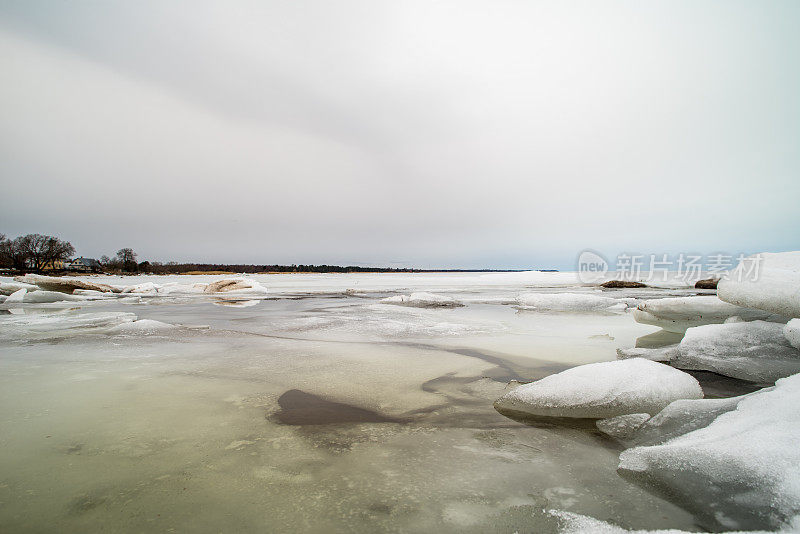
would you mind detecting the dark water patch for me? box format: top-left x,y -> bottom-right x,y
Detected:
272,389 -> 403,426
684,369 -> 763,398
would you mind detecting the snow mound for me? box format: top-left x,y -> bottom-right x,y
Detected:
516,292 -> 624,312
619,373 -> 800,531
493,358 -> 702,420
633,296 -> 776,333
718,252 -> 800,318
121,282 -> 161,294
784,319 -> 800,349
106,319 -> 178,335
620,321 -> 800,384
381,292 -> 464,308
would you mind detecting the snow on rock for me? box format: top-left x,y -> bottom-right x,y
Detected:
203,278 -> 268,295
632,296 -> 776,333
493,358 -> 702,420
516,292 -> 625,312
381,292 -> 464,308
106,319 -> 178,335
620,321 -> 800,384
596,413 -> 651,442
14,274 -> 120,294
784,319 -> 800,350
619,373 -> 800,531
718,251 -> 800,319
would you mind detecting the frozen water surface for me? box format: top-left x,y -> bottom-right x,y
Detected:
0,273 -> 717,532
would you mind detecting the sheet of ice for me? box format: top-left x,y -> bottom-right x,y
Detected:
517,292 -> 626,312
381,292 -> 464,308
0,311 -> 138,340
620,321 -> 800,384
14,273 -> 119,293
619,373 -> 800,531
549,509 -> 779,533
494,358 -> 702,419
784,319 -> 800,349
21,290 -> 83,303
718,252 -> 800,318
633,296 -> 777,333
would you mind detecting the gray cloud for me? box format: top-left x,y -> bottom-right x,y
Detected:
1,1 -> 798,268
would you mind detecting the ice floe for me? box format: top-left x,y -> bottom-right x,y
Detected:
494,358 -> 702,420
14,273 -> 120,293
106,319 -> 178,335
0,311 -> 138,340
619,373 -> 800,531
632,296 -> 777,333
619,321 -> 800,384
718,251 -> 800,318
203,278 -> 268,295
516,292 -> 627,312
380,292 -> 464,308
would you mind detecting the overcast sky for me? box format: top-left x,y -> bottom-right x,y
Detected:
1,1 -> 798,269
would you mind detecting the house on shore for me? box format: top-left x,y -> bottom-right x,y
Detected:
67,257 -> 102,272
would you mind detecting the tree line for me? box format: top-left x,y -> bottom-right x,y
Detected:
1,232 -> 525,274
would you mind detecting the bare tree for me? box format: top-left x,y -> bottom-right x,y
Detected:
17,234 -> 75,271
116,248 -> 138,272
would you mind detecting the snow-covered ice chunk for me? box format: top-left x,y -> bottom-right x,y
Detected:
633,296 -> 776,333
14,273 -> 119,293
0,281 -> 39,295
516,293 -> 625,312
21,290 -> 83,303
672,321 -> 800,383
121,282 -> 161,294
621,321 -> 800,384
784,319 -> 800,349
719,251 -> 800,318
5,288 -> 26,303
621,396 -> 744,448
596,413 -> 651,442
548,509 -> 784,533
203,278 -> 268,295
619,373 -> 800,531
381,292 -> 464,308
106,319 -> 178,335
0,311 -> 138,340
494,358 -> 702,420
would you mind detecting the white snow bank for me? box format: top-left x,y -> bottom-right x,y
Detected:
494,358 -> 702,420
516,292 -> 625,312
381,292 -> 464,308
620,321 -> 800,384
786,319 -> 800,349
633,296 -> 776,333
619,373 -> 800,531
718,252 -> 800,318
106,319 -> 178,335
